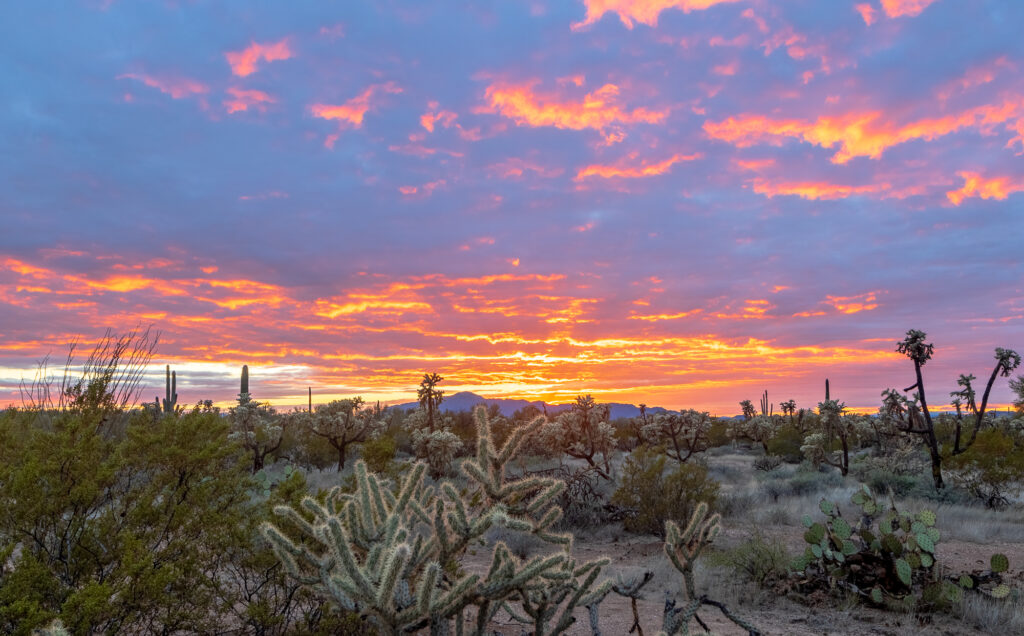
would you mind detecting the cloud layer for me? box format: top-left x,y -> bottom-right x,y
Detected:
1,0 -> 1022,413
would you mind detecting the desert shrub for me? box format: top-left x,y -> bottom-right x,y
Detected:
766,423 -> 805,462
753,454 -> 784,472
707,418 -> 732,447
359,434 -> 397,474
611,446 -> 719,536
945,428 -> 1024,509
715,532 -> 791,587
0,410 -> 249,633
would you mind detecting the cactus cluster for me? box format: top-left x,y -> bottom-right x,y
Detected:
792,485 -> 1012,607
262,406 -> 612,635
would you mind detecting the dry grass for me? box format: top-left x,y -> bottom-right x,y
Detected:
956,591 -> 1024,632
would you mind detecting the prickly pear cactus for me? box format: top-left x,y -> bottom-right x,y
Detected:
792,484 -> 1015,609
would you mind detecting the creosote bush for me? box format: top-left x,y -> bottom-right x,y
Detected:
611,446 -> 719,537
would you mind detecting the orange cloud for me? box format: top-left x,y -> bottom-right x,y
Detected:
825,292 -> 880,314
855,3 -> 876,25
117,73 -> 208,99
225,38 -> 292,77
751,179 -> 893,200
705,98 -> 1024,163
880,0 -> 939,18
310,82 -> 403,128
0,251 -> 912,412
946,171 -> 1024,205
571,0 -> 741,30
575,152 -> 701,180
224,87 -> 276,113
482,80 -> 667,142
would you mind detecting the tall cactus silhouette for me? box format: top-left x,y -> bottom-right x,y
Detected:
262,406 -> 611,634
240,364 -> 249,397
158,364 -> 178,414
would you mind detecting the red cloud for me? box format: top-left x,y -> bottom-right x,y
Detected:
946,171 -> 1024,205
482,80 -> 667,142
117,73 -> 208,99
575,152 -> 701,180
705,98 -> 1024,163
571,0 -> 741,30
225,38 -> 292,77
310,82 -> 403,128
224,87 -> 276,113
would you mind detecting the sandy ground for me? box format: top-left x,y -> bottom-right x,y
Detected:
460,528 -> 1024,635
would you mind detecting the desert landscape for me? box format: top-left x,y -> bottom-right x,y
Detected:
2,0 -> 1022,633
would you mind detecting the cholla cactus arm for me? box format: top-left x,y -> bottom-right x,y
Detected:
660,503 -> 759,636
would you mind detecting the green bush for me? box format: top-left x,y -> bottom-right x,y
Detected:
945,428 -> 1024,508
767,423 -> 805,463
611,446 -> 719,536
359,434 -> 397,474
715,532 -> 791,587
707,419 -> 732,447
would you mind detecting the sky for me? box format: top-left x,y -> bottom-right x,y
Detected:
1,0 -> 1023,414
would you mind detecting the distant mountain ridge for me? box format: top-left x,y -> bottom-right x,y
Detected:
390,391 -> 670,420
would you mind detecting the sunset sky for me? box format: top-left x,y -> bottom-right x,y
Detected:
2,0 -> 1023,414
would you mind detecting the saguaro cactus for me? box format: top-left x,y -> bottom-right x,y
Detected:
241,364 -> 249,397
158,364 -> 178,414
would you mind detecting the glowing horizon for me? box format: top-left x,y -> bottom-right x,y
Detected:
1,1 -> 1022,415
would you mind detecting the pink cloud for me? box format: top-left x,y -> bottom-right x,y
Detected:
117,73 -> 208,99
223,87 -> 276,113
855,3 -> 876,25
225,38 -> 293,77
311,82 -> 403,128
880,0 -> 939,18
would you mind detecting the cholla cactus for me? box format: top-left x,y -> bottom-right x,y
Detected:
801,401 -> 870,475
641,410 -> 711,463
229,392 -> 282,473
262,406 -> 611,635
729,414 -> 776,453
537,395 -> 616,480
411,427 -> 462,479
308,397 -> 384,471
658,503 -> 759,636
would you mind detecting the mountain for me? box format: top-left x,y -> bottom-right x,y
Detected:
390,391 -> 669,419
